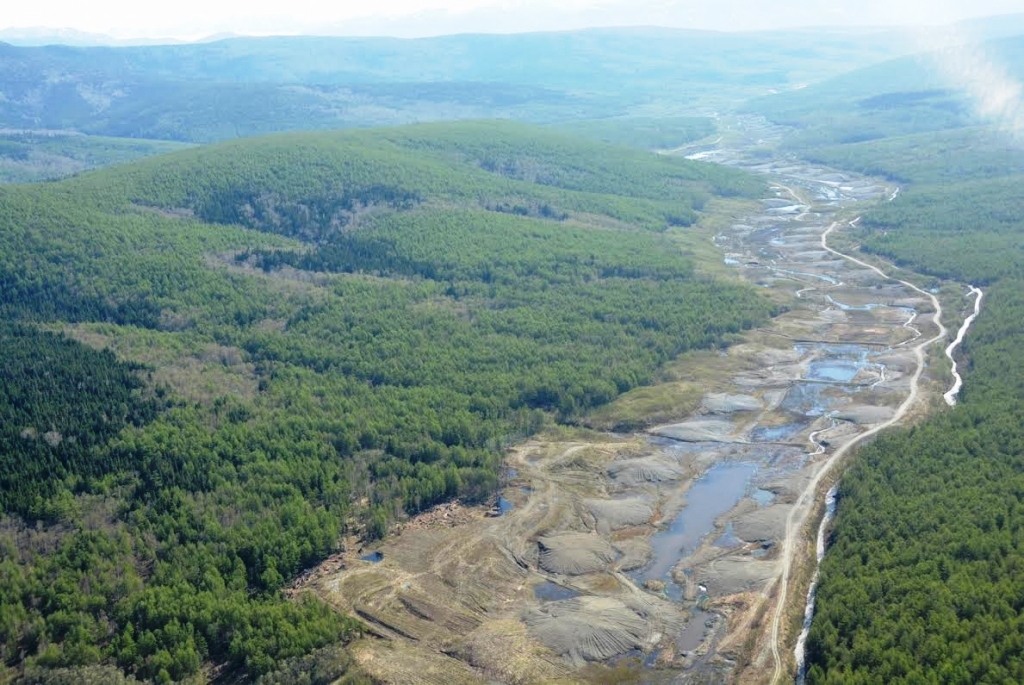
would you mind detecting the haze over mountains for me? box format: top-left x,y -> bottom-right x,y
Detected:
0,27 -> 912,145
4,0 -> 1024,41
0,17 -> 1022,156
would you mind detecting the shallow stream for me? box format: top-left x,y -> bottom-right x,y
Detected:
634,462 -> 758,598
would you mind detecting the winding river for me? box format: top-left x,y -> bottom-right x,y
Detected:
943,286 -> 984,406
794,485 -> 837,685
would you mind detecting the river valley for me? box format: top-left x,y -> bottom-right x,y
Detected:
301,117 -> 981,685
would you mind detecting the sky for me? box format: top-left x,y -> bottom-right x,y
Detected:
2,0 -> 1023,41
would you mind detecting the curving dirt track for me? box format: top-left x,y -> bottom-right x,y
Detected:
766,218 -> 950,685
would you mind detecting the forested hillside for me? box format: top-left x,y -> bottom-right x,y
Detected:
0,25 -> 916,186
745,35 -> 1024,148
0,133 -> 189,184
0,122 -> 775,682
799,127 -> 1024,284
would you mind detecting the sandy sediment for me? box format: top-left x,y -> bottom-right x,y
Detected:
538,533 -> 617,575
650,417 -> 736,442
700,557 -> 779,595
524,596 -> 649,664
350,637 -> 488,685
733,504 -> 790,542
703,393 -> 764,413
606,456 -> 684,485
834,405 -> 896,424
585,498 -> 654,533
449,619 -> 572,683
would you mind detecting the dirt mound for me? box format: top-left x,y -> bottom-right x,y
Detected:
524,596 -> 648,664
753,347 -> 804,366
651,418 -> 735,442
701,557 -> 778,595
399,500 -> 476,531
585,498 -> 654,533
733,504 -> 789,542
612,537 -> 652,571
538,533 -> 616,575
702,393 -> 763,413
451,619 -> 569,684
350,637 -> 486,685
607,457 -> 683,485
835,405 -> 895,424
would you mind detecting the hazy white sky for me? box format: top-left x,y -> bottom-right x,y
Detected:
3,0 -> 1023,40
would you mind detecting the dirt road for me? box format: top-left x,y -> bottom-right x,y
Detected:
767,219 -> 950,684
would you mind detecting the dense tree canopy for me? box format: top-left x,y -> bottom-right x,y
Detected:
0,122 -> 772,682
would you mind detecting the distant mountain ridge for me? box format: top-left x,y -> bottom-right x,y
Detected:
0,26 -> 184,46
0,27 -> 913,142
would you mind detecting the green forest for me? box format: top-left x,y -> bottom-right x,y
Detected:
0,122 -> 774,682
0,134 -> 189,184
800,127 -> 1024,285
3,22 -> 1022,683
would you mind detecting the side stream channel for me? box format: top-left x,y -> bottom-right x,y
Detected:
793,280 -> 984,680
943,286 -> 984,406
793,485 -> 837,685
